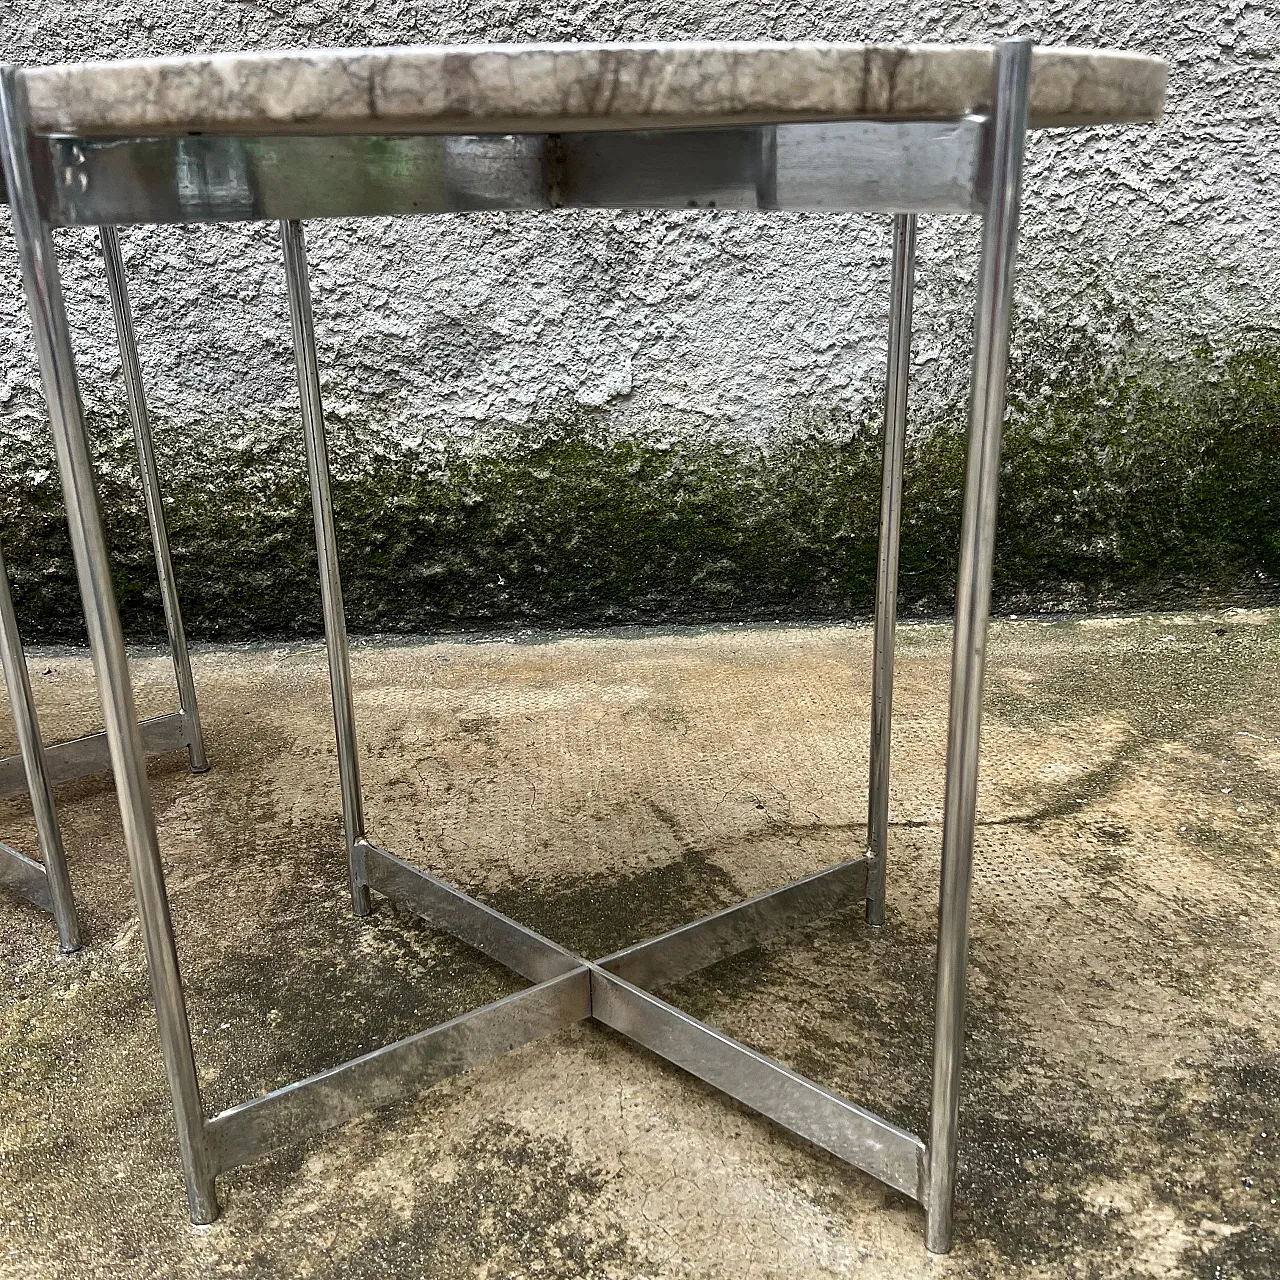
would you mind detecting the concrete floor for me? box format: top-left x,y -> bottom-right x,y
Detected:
1,612 -> 1277,1279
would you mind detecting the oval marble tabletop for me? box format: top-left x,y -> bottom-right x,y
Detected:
20,42 -> 1167,139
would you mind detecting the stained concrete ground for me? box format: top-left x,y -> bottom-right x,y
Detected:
1,611 -> 1277,1279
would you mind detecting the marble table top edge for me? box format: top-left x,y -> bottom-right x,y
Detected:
18,41 -> 1168,139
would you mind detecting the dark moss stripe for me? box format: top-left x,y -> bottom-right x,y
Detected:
2,324 -> 1277,640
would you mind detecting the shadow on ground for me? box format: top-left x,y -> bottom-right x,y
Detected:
1,612 -> 1277,1278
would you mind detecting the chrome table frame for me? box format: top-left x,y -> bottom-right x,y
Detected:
0,217 -> 208,953
0,38 -> 1031,1252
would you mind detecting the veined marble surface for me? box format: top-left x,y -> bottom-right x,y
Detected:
21,41 -> 1166,138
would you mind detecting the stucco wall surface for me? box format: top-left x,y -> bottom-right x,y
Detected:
0,2 -> 1277,636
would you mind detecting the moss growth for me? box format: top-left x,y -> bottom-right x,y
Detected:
2,320 -> 1277,640
995,319 -> 1280,604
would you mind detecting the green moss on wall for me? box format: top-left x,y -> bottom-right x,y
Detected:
995,322 -> 1280,604
1,321 -> 1277,641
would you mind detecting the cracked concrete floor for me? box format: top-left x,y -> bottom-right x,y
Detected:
1,611 -> 1278,1279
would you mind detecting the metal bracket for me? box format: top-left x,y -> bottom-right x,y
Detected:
34,119 -> 986,227
0,709 -> 189,799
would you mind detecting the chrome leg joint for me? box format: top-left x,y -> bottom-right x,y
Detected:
99,224 -> 209,775
924,37 -> 1032,1256
0,539 -> 81,952
1,61 -> 217,1222
866,210 -> 917,932
280,218 -> 371,918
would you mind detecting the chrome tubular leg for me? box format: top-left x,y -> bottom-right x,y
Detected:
0,65 -> 218,1222
0,542 -> 81,952
866,212 -> 916,931
279,219 -> 370,916
99,225 -> 209,774
925,37 -> 1031,1255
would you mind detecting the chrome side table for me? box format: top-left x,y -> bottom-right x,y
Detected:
0,195 -> 208,952
0,38 -> 1165,1250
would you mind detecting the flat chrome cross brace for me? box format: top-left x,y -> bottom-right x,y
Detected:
206,845 -> 924,1196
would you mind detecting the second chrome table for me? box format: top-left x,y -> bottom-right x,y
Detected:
0,180 -> 208,952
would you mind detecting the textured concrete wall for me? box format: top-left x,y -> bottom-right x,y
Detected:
0,4 -> 1277,636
